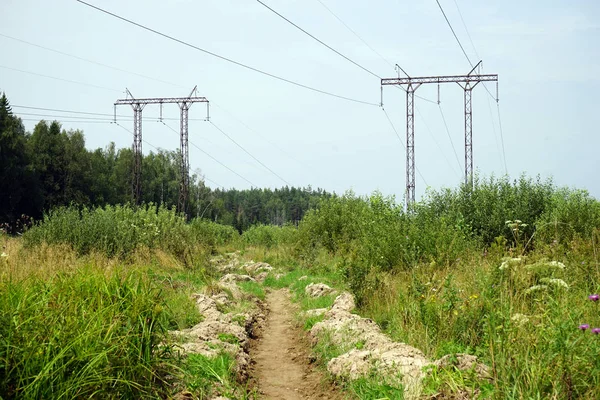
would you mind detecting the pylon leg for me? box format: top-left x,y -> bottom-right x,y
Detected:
178,103 -> 190,216
406,86 -> 416,206
132,103 -> 144,204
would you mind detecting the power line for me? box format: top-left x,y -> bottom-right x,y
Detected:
437,104 -> 462,171
0,33 -> 185,89
436,0 -> 508,174
11,104 -> 203,122
113,121 -> 160,151
310,1 -> 437,104
256,0 -> 380,79
209,121 -> 290,186
203,177 -> 225,190
382,107 -> 404,147
434,0 -> 473,68
496,102 -> 508,175
314,0 -> 394,69
75,0 -> 378,106
442,0 -> 496,103
116,121 -> 226,189
484,91 -> 505,172
19,118 -> 110,124
16,112 -> 115,122
3,33 -> 333,169
161,121 -> 258,187
5,31 -> 372,182
416,107 -> 460,179
0,65 -> 121,93
211,101 -> 314,173
13,105 -> 117,117
381,107 -> 429,187
450,0 -> 480,60
11,108 -> 296,185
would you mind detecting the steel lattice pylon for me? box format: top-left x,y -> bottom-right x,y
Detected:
178,102 -> 191,215
131,103 -> 145,204
381,62 -> 497,205
405,83 -> 422,205
114,87 -> 209,216
460,81 -> 479,186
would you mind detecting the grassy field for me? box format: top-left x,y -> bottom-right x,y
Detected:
2,176 -> 600,399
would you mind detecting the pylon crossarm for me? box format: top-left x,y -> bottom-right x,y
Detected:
115,97 -> 208,106
381,73 -> 497,86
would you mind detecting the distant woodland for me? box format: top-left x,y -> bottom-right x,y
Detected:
0,93 -> 331,232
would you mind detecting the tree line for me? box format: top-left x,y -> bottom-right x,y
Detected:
0,93 -> 330,232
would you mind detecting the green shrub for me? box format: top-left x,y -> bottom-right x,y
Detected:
23,204 -> 191,258
189,218 -> 239,247
23,204 -> 243,259
423,175 -> 555,245
297,192 -> 474,273
537,188 -> 600,244
241,224 -> 298,248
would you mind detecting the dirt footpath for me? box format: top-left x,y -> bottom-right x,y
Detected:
251,290 -> 343,400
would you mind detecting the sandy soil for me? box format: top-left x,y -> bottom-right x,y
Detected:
250,289 -> 344,400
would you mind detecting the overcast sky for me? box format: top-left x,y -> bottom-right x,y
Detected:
2,0 -> 599,201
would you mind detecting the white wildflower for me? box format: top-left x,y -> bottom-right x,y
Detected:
547,261 -> 566,270
511,313 -> 530,326
499,257 -> 522,270
540,278 -> 569,289
525,284 -> 549,294
0,252 -> 7,258
527,260 -> 566,271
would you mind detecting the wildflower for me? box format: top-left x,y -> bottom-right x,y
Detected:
579,324 -> 590,331
511,313 -> 530,327
589,294 -> 600,302
540,278 -> 569,289
592,328 -> 600,335
0,252 -> 7,258
525,284 -> 548,294
547,261 -> 566,269
499,257 -> 522,270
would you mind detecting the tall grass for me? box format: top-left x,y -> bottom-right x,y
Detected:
0,205 -> 234,398
0,266 -> 178,398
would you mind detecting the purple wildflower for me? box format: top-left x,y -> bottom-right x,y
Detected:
589,294 -> 600,301
592,328 -> 600,335
579,324 -> 590,331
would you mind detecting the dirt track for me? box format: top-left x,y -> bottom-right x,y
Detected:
251,290 -> 343,400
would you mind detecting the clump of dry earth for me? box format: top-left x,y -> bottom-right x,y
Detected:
171,253 -> 273,399
306,284 -> 490,399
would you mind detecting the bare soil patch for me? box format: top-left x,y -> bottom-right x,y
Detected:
250,289 -> 344,400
